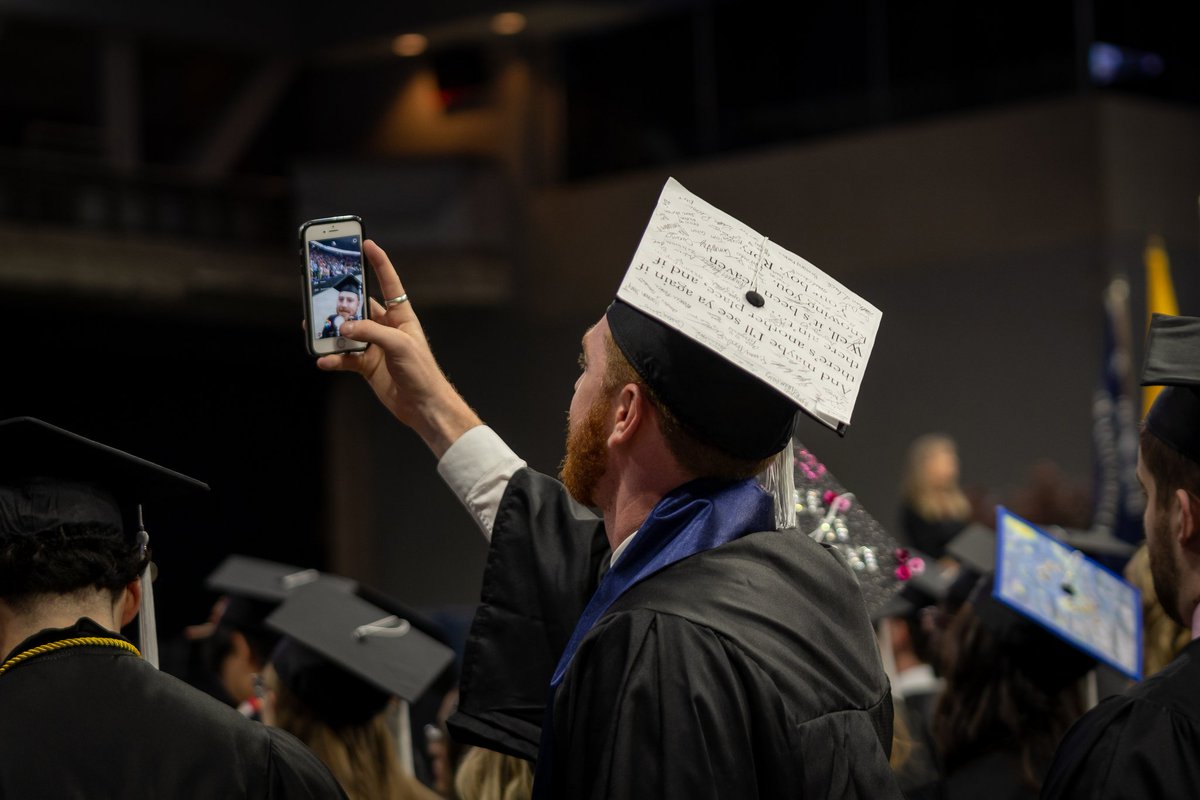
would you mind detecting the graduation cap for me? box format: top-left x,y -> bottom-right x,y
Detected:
267,582 -> 456,727
0,416 -> 209,667
1046,526 -> 1138,560
609,178 -> 882,460
206,554 -> 358,636
790,441 -> 903,617
991,506 -> 1142,681
1141,313 -> 1200,462
945,523 -> 997,574
874,550 -> 953,621
331,274 -> 362,295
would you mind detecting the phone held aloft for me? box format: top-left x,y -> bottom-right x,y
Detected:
299,215 -> 369,357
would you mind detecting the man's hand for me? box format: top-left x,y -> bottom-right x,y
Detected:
316,239 -> 482,458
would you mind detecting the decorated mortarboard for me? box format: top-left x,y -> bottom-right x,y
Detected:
608,178 -> 882,460
266,582 -> 456,726
331,274 -> 362,295
992,506 -> 1142,681
789,442 -> 904,617
1141,313 -> 1200,462
0,416 -> 209,668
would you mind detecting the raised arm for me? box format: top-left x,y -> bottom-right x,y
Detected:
316,240 -> 482,458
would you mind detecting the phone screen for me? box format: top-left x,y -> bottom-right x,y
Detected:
303,218 -> 366,355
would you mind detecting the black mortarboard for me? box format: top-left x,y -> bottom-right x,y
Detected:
331,274 -> 362,295
207,554 -> 358,605
944,523 -> 997,612
1047,526 -> 1138,559
267,582 -> 456,726
206,555 -> 358,640
1141,313 -> 1200,462
874,550 -> 952,621
0,416 -> 208,540
609,178 -> 882,459
945,523 -> 997,574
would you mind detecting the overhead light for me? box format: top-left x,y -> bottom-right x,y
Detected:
491,12 -> 527,36
392,33 -> 428,57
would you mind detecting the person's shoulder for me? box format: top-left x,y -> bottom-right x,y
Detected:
1123,639 -> 1200,721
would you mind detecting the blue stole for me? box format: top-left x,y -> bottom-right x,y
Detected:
532,477 -> 774,796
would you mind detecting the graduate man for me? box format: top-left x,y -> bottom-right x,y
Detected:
319,184 -> 899,798
1042,313 -> 1200,798
0,417 -> 347,799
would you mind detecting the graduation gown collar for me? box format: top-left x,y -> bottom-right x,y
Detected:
3,617 -> 129,663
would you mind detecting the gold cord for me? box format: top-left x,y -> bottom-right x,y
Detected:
0,636 -> 141,677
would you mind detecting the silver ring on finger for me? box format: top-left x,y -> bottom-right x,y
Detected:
384,293 -> 409,308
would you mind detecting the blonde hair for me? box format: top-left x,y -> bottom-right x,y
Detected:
267,670 -> 431,800
1125,543 -> 1191,677
453,747 -> 534,800
902,433 -> 970,521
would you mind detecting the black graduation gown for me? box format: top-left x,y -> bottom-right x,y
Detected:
1041,638 -> 1200,799
0,618 -> 347,799
448,468 -> 900,799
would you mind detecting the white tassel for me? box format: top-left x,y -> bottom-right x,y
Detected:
135,506 -> 159,669
393,700 -> 414,776
759,439 -> 797,531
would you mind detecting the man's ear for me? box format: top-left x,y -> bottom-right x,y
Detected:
1177,489 -> 1200,548
119,579 -> 141,628
608,384 -> 646,446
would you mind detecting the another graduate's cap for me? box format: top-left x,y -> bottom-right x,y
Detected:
0,416 -> 208,540
874,550 -> 953,621
1141,313 -> 1200,462
791,441 -> 903,617
205,554 -> 358,631
945,523 -> 997,574
267,582 -> 456,726
609,178 -> 882,459
991,507 -> 1141,681
332,274 -> 362,295
1047,526 -> 1138,559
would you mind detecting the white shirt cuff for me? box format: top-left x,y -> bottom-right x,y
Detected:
437,425 -> 527,540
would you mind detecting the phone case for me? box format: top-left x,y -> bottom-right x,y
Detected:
299,215 -> 369,358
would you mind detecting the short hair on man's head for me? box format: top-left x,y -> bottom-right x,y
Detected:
1140,426 -> 1200,510
602,332 -> 773,480
0,525 -> 147,611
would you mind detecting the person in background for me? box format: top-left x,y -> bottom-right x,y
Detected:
931,577 -> 1092,799
900,434 -> 971,559
1043,313 -> 1200,798
0,417 -> 346,798
260,584 -> 452,800
453,748 -> 534,800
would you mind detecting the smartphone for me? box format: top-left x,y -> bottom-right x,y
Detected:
299,215 -> 369,357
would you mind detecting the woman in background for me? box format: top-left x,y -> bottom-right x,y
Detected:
261,639 -> 440,800
453,747 -> 533,800
900,434 -> 971,559
930,578 -> 1091,799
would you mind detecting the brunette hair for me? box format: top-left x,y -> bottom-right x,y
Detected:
1140,426 -> 1200,510
933,603 -> 1085,792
